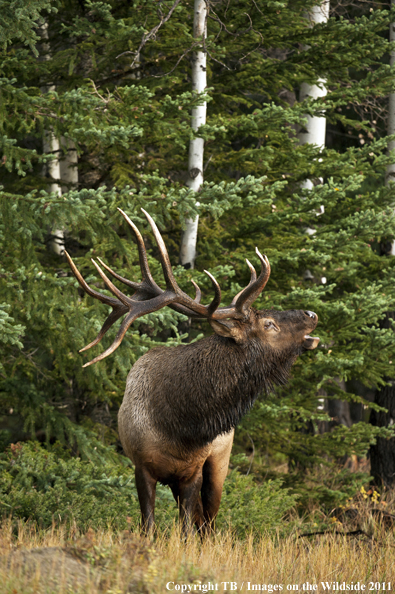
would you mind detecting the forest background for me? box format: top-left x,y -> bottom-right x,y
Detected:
2,0 -> 395,537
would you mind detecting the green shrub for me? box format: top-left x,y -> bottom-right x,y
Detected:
0,441 -> 299,537
218,470 -> 298,537
0,441 -> 142,530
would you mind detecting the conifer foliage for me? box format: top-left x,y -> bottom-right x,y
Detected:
1,0 -> 395,514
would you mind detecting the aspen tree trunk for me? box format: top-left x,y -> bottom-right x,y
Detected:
59,139 -> 78,195
298,1 -> 329,156
40,24 -> 78,256
43,132 -> 64,254
298,1 -> 329,281
40,23 -> 63,254
179,0 -> 207,269
43,136 -> 78,256
299,2 -> 330,420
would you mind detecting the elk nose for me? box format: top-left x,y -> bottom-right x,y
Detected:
304,310 -> 317,321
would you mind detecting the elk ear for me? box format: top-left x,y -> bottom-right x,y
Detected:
209,319 -> 244,343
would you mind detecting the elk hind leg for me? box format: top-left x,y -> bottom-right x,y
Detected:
178,471 -> 203,538
170,481 -> 205,534
135,465 -> 157,535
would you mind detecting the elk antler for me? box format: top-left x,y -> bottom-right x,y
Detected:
66,209 -> 270,366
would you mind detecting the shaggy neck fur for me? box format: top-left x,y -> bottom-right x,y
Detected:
149,334 -> 302,451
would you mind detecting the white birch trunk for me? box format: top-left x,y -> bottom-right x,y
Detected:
298,1 -> 329,280
299,73 -> 328,164
43,137 -> 79,256
387,0 -> 395,255
40,23 -> 78,256
40,23 -> 62,254
43,132 -> 64,255
59,139 -> 78,193
180,0 -> 207,269
298,1 -> 329,178
301,3 -> 329,415
40,24 -> 78,256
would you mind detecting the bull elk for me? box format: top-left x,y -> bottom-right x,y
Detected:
66,209 -> 319,535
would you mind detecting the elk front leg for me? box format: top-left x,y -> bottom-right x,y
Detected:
178,470 -> 203,538
135,465 -> 157,535
199,461 -> 224,535
200,432 -> 234,536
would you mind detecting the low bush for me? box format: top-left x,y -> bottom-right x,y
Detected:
0,441 -> 298,536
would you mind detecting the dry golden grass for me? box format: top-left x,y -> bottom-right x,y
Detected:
1,517 -> 395,594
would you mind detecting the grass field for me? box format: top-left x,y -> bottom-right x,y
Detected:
1,516 -> 395,594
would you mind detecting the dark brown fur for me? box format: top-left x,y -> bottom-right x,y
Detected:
66,210 -> 320,537
118,307 -> 319,535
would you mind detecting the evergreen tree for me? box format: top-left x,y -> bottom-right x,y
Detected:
1,0 -> 395,514
369,0 -> 395,489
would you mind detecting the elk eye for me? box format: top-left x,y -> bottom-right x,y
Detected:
264,320 -> 277,330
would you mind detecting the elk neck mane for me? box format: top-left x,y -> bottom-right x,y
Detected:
134,330 -> 302,451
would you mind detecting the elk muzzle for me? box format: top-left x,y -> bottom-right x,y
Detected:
302,311 -> 319,349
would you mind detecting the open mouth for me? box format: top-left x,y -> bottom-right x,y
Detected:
303,335 -> 320,350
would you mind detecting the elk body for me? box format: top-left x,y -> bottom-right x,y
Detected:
66,209 -> 319,535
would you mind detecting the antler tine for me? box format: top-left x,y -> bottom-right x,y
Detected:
99,252 -> 202,315
230,258 -> 257,307
82,292 -> 178,367
66,251 -> 123,308
79,309 -> 127,352
141,208 -> 213,317
246,258 -> 258,281
191,280 -> 202,303
97,258 -> 140,292
91,259 -> 134,308
117,208 -> 157,286
119,208 -> 208,315
235,248 -> 271,314
204,270 -> 222,316
65,250 -> 128,351
141,208 -> 180,293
